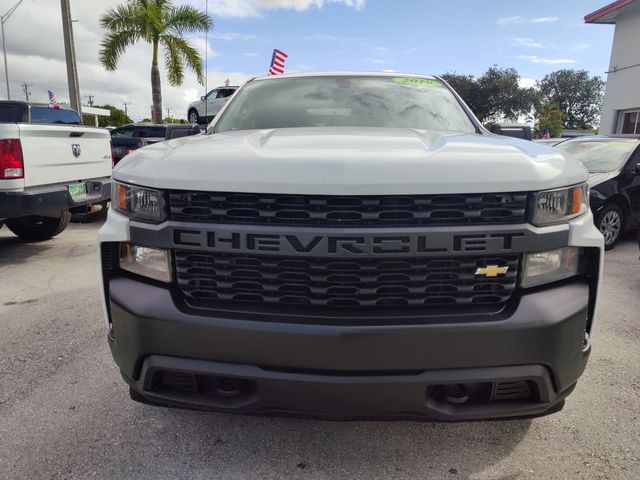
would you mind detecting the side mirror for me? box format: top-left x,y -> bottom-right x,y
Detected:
200,96 -> 205,101
635,162 -> 640,175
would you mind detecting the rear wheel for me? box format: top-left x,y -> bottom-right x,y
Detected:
6,210 -> 71,241
595,204 -> 624,250
188,109 -> 199,124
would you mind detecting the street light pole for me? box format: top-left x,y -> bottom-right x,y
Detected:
1,0 -> 25,100
60,0 -> 81,113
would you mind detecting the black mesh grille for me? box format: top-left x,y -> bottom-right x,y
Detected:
169,191 -> 527,227
175,251 -> 519,312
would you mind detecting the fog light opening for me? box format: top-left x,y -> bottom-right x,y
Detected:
442,384 -> 470,404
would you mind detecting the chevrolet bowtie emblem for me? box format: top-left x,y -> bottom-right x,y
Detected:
475,265 -> 509,277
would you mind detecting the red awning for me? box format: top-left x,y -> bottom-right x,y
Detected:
585,0 -> 638,24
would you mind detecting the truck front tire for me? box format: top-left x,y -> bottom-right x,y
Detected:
6,210 -> 71,241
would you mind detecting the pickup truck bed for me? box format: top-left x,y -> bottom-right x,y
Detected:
0,101 -> 111,240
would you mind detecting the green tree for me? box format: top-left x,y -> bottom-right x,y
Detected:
442,67 -> 539,123
82,104 -> 132,127
537,69 -> 605,129
99,0 -> 212,124
534,104 -> 566,138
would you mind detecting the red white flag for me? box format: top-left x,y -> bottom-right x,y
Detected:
268,49 -> 288,76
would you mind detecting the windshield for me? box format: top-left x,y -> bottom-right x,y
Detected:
215,76 -> 476,133
30,107 -> 82,125
556,139 -> 639,172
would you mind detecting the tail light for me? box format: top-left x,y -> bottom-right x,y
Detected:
125,147 -> 137,156
0,139 -> 24,179
110,141 -> 115,168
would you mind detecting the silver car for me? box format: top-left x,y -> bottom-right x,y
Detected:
187,86 -> 238,124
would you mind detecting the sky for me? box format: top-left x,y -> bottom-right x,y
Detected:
0,0 -> 617,121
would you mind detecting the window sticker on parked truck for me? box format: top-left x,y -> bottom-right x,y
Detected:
392,77 -> 443,87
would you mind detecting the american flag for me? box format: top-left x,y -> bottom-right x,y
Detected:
268,49 -> 288,76
48,90 -> 60,108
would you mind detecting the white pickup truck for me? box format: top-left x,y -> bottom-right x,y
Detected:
100,72 -> 603,421
0,101 -> 112,241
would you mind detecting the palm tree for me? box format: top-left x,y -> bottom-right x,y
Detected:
99,0 -> 212,123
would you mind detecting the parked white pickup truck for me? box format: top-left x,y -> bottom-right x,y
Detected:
0,101 -> 112,241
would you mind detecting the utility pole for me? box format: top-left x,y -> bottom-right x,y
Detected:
60,0 -> 81,113
1,0 -> 24,100
84,94 -> 94,107
20,81 -> 31,101
122,101 -> 130,116
166,107 -> 171,120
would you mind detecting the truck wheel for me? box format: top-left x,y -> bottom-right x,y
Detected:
595,204 -> 624,250
70,201 -> 108,223
6,210 -> 71,241
188,109 -> 200,124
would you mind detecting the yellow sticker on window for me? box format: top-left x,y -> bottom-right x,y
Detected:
392,77 -> 443,87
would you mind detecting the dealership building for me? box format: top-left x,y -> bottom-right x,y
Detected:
586,0 -> 640,134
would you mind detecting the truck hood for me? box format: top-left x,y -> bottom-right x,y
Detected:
113,127 -> 588,195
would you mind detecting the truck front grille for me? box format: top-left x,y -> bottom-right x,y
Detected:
169,191 -> 527,227
174,251 -> 519,314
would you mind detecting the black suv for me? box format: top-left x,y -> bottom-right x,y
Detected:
110,124 -> 167,165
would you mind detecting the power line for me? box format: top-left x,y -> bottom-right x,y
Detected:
20,81 -> 31,101
84,94 -> 94,106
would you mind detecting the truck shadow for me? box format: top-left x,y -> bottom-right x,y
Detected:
158,408 -> 532,479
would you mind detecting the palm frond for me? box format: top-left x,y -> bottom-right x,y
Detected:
161,35 -> 205,86
162,36 -> 185,86
99,2 -> 141,31
165,5 -> 212,35
99,30 -> 141,70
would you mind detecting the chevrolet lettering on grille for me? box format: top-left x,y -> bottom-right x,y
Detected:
172,228 -> 527,257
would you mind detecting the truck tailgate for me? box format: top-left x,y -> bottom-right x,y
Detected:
17,124 -> 112,187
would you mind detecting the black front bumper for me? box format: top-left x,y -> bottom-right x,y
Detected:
107,276 -> 591,420
0,178 -> 111,220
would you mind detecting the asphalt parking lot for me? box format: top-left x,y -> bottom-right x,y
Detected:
0,220 -> 639,480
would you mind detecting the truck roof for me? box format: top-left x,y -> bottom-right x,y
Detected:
250,71 -> 439,82
0,100 -> 76,111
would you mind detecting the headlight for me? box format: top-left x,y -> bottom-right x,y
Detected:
120,243 -> 172,282
114,181 -> 167,223
529,183 -> 588,226
521,247 -> 582,288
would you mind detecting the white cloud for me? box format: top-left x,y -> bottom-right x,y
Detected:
531,16 -> 559,24
518,55 -> 576,65
497,16 -> 523,26
0,0 -> 253,121
507,37 -> 545,48
199,0 -> 364,18
518,78 -> 537,88
241,52 -> 260,57
570,43 -> 591,51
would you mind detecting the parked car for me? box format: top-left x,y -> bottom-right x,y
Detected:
556,135 -> 640,249
110,123 -> 166,165
0,101 -> 111,240
187,86 -> 238,124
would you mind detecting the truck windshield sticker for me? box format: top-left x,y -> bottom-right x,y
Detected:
392,77 -> 443,87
